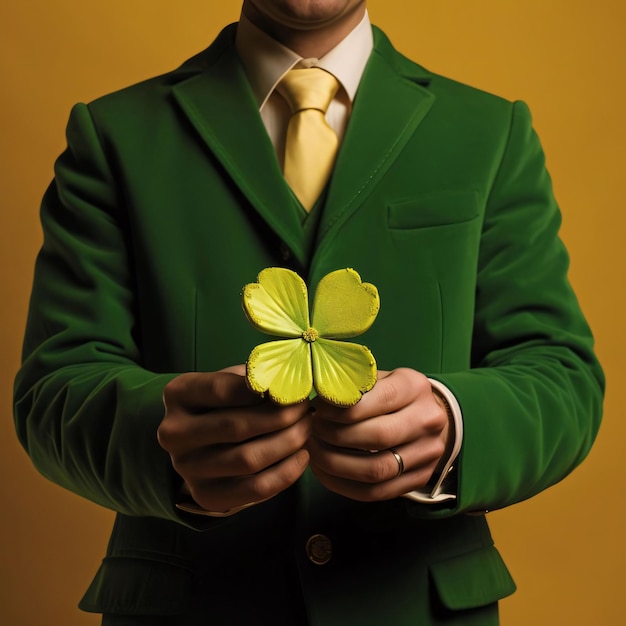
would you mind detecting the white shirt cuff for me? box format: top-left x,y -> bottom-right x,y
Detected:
402,378 -> 463,504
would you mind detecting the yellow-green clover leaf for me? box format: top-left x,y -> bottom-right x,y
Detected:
242,267 -> 380,407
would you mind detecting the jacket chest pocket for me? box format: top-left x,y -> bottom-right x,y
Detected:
387,190 -> 482,279
386,191 -> 483,371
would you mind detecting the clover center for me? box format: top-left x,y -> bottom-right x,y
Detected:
302,327 -> 319,343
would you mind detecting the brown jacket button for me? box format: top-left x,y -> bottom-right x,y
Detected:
306,534 -> 332,565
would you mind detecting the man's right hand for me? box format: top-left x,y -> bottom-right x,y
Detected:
158,368 -> 311,515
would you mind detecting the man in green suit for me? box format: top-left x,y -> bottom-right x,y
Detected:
14,0 -> 604,624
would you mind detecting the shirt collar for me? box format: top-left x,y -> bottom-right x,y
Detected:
235,11 -> 374,111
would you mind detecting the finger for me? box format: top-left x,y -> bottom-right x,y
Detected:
160,400 -> 311,451
308,437 -> 445,484
313,368 -> 432,423
309,461 -> 438,503
190,448 -> 310,513
219,364 -> 246,376
314,400 -> 445,451
177,416 -> 312,479
313,407 -> 408,450
163,371 -> 261,413
307,438 -> 398,483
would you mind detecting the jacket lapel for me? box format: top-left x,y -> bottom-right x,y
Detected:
170,25 -> 435,269
313,27 -> 436,264
171,27 -> 307,265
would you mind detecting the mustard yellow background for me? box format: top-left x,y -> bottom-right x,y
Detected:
1,1 -> 624,624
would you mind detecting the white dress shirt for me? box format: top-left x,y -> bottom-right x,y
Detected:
235,12 -> 462,504
236,10 -> 372,169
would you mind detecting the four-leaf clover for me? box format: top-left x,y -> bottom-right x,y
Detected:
242,267 -> 380,407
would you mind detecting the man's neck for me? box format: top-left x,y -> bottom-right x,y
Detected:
240,3 -> 367,59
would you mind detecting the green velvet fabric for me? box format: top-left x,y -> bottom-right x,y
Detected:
14,23 -> 603,625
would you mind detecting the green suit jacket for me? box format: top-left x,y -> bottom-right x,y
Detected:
14,24 -> 604,625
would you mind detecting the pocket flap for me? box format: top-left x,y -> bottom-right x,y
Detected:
429,545 -> 516,610
79,556 -> 193,616
388,191 -> 480,229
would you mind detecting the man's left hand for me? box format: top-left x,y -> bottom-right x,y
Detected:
307,368 -> 450,501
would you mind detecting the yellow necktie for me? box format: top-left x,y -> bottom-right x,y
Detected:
277,68 -> 340,211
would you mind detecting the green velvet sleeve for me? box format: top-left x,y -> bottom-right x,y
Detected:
424,101 -> 604,515
13,103 -> 182,522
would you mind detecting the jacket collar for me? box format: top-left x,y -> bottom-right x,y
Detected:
313,26 -> 435,264
171,24 -> 435,267
172,25 -> 307,264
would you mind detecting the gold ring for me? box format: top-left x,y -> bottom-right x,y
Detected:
389,448 -> 404,478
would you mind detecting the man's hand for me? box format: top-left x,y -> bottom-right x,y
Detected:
158,367 -> 311,514
307,368 -> 451,501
